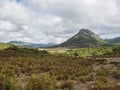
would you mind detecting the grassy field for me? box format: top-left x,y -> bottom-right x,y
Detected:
0,43 -> 10,49
39,48 -> 70,53
40,46 -> 113,58
0,46 -> 120,90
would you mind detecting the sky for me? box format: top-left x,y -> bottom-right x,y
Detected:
0,0 -> 120,44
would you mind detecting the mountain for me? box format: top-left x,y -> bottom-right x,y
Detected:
8,41 -> 55,48
8,41 -> 30,46
52,29 -> 107,48
105,37 -> 120,45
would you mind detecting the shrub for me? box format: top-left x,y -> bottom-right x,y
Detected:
74,52 -> 79,57
60,80 -> 74,90
110,62 -> 120,67
113,47 -> 120,54
0,74 -> 21,90
96,68 -> 109,76
95,59 -> 107,65
79,75 -> 94,83
5,45 -> 19,51
26,74 -> 56,90
112,71 -> 120,80
79,76 -> 86,83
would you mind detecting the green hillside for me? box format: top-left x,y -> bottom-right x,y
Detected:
0,42 -> 10,49
54,29 -> 107,48
105,37 -> 120,45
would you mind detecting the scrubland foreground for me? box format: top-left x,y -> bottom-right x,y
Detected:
0,46 -> 120,90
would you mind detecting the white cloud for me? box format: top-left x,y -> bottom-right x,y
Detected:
0,0 -> 36,25
0,0 -> 120,44
0,20 -> 17,31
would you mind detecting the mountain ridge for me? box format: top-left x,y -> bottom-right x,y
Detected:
105,37 -> 120,45
8,41 -> 55,48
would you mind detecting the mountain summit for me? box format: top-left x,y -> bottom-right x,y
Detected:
76,29 -> 100,40
53,29 -> 107,48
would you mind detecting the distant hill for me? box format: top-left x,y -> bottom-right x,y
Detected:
105,37 -> 120,45
8,41 -> 55,48
8,41 -> 30,46
52,29 -> 107,48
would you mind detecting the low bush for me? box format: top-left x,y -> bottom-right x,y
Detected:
60,80 -> 74,90
112,71 -> 120,80
26,74 -> 56,90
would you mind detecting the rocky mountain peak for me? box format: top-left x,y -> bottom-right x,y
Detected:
79,29 -> 91,34
77,29 -> 100,39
